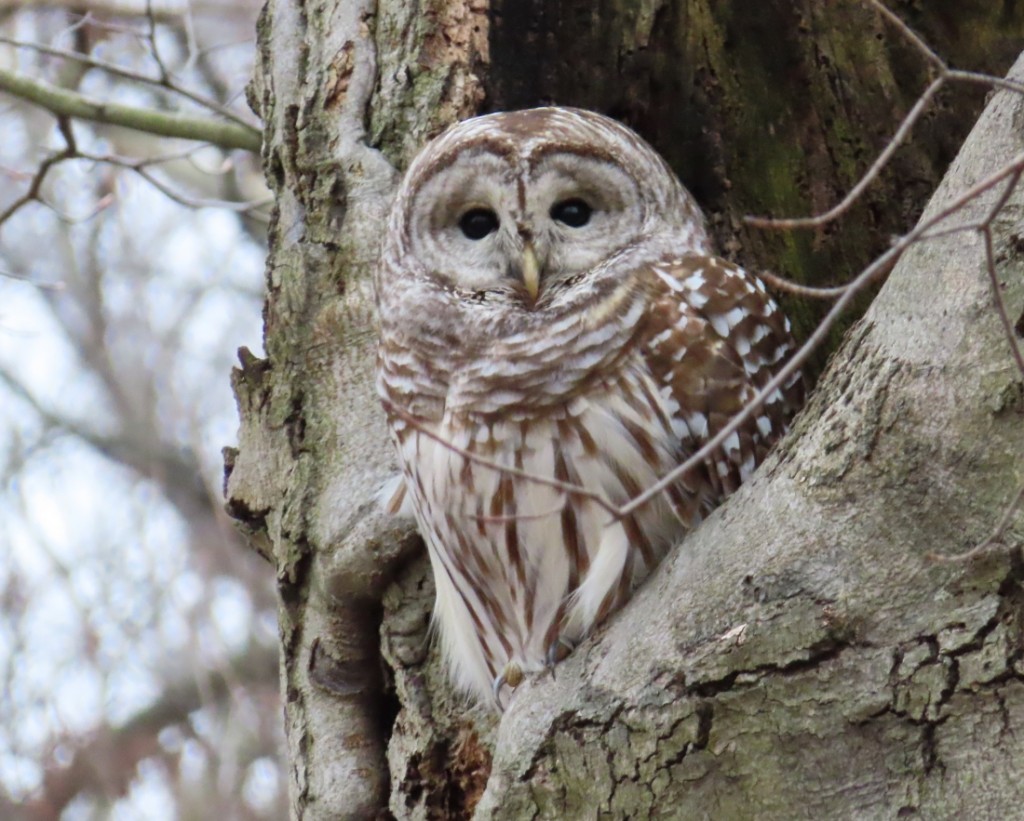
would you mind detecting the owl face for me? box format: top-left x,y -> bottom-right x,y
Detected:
383,108 -> 707,308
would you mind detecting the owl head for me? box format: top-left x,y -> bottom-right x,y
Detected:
377,108 -> 708,314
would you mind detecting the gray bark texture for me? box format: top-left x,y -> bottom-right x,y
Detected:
225,0 -> 1024,817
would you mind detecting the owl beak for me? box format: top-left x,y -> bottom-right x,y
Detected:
520,242 -> 540,301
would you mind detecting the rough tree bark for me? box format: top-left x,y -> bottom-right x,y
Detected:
225,1 -> 1024,817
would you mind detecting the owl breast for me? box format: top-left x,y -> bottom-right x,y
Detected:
389,358 -> 700,703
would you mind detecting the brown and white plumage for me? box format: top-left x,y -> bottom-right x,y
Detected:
375,107 -> 802,707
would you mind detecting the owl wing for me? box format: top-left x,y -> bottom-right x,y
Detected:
641,253 -> 803,500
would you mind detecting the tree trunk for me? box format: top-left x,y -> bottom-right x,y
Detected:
225,1 -> 1024,817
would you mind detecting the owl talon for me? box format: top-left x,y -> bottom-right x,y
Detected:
493,660 -> 524,710
546,636 -> 577,673
492,673 -> 507,710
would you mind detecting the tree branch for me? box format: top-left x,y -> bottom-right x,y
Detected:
0,67 -> 261,152
0,33 -> 257,129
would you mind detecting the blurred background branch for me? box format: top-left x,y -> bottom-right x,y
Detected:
0,0 -> 280,816
0,66 -> 261,150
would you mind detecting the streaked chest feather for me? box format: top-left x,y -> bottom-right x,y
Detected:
391,361 -> 706,701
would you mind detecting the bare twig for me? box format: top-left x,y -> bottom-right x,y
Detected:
0,116 -> 76,226
928,483 -> 1024,563
946,69 -> 1024,96
746,77 -> 946,230
466,503 -> 568,524
73,149 -> 271,214
868,0 -> 944,71
145,0 -> 173,81
381,401 -> 621,518
981,224 -> 1024,378
758,269 -> 850,299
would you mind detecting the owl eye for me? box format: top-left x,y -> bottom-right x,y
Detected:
550,198 -> 592,228
459,208 -> 500,240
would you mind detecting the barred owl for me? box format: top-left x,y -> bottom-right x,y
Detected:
375,107 -> 802,708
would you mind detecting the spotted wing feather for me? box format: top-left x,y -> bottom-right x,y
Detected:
643,253 -> 803,498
